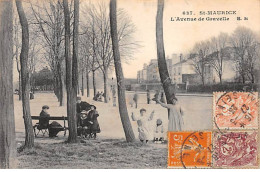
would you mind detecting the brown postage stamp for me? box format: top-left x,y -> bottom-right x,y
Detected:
212,131 -> 258,168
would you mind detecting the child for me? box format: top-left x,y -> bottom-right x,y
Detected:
87,105 -> 100,139
77,110 -> 88,138
131,108 -> 155,143
154,118 -> 164,143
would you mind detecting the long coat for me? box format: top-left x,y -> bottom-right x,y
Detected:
40,110 -> 50,118
87,110 -> 101,133
159,102 -> 184,131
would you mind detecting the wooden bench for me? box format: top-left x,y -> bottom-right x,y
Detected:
31,116 -> 69,136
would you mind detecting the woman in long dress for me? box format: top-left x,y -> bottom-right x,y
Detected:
87,105 -> 101,139
131,108 -> 155,143
157,96 -> 184,131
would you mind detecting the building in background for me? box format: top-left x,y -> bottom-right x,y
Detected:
137,55 -> 176,84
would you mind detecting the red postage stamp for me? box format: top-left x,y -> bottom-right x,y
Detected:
213,131 -> 258,168
213,92 -> 258,129
168,131 -> 212,168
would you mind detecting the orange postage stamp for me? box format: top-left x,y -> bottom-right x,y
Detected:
168,131 -> 212,168
213,92 -> 258,129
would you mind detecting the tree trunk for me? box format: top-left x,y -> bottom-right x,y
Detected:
0,0 -> 16,168
242,73 -> 245,84
77,84 -> 80,95
86,70 -> 90,97
57,63 -> 64,106
71,0 -> 80,141
251,72 -> 255,84
63,0 -> 77,143
92,70 -> 96,96
18,72 -> 22,100
58,74 -> 64,106
16,0 -> 34,149
109,0 -> 135,142
53,75 -> 59,100
201,74 -> 205,86
72,0 -> 79,96
156,0 -> 175,103
81,68 -> 84,96
103,69 -> 108,103
219,72 -> 222,85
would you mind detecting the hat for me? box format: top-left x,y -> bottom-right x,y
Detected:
140,108 -> 146,113
42,105 -> 49,109
90,105 -> 96,109
81,110 -> 87,114
156,119 -> 162,125
170,94 -> 178,101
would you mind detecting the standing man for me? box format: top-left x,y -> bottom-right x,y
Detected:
111,84 -> 116,107
146,90 -> 150,104
133,91 -> 139,109
76,97 -> 91,126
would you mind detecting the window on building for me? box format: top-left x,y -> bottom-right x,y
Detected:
178,67 -> 181,75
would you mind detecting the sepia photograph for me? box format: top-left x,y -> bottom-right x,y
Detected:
0,0 -> 259,169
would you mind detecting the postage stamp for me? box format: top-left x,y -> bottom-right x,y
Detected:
168,131 -> 212,168
213,92 -> 258,129
212,131 -> 258,168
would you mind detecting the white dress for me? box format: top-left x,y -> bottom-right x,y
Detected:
132,112 -> 154,140
159,102 -> 184,131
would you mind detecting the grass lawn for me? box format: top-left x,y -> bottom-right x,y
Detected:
17,139 -> 167,169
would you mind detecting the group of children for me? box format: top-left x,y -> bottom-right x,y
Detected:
131,94 -> 184,144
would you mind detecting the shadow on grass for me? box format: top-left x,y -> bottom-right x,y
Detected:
17,138 -> 167,169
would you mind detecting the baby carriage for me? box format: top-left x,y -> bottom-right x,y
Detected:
78,110 -> 99,139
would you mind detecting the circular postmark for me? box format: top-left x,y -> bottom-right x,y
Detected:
214,92 -> 258,129
180,132 -> 212,168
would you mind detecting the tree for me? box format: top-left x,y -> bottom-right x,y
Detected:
30,0 -> 66,106
73,0 -> 79,94
81,2 -> 138,102
156,0 -> 175,103
63,0 -> 77,143
109,0 -> 135,142
230,27 -> 257,83
16,0 -> 35,149
246,41 -> 259,83
13,16 -> 22,100
0,0 -> 16,168
208,33 -> 229,84
190,41 -> 210,85
72,0 -> 79,96
79,35 -> 92,97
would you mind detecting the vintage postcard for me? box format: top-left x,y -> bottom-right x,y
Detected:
0,0 -> 259,169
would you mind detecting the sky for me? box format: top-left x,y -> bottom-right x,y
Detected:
115,0 -> 260,78
12,0 -> 260,82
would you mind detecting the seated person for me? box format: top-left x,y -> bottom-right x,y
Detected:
38,105 -> 50,130
97,92 -> 104,102
76,97 -> 92,126
39,105 -> 63,137
154,118 -> 164,143
77,110 -> 91,138
40,105 -> 50,118
93,92 -> 100,101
